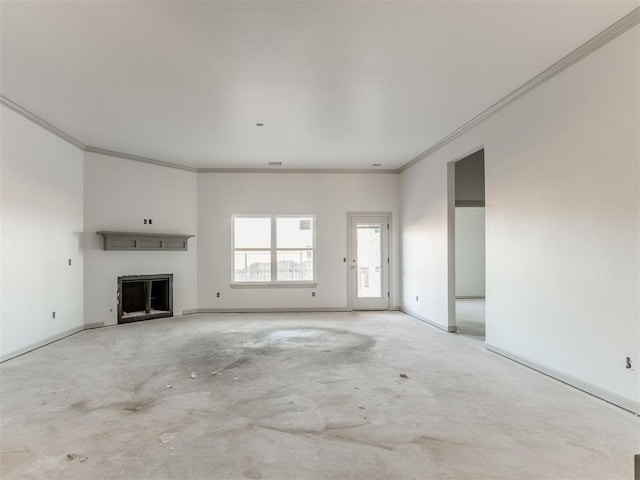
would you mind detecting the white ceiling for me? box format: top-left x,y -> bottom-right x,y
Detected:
1,1 -> 637,170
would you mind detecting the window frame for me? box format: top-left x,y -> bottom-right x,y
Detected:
231,214 -> 317,288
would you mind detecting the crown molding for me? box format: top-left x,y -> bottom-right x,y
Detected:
400,7 -> 640,173
84,146 -> 198,172
0,95 -> 86,149
4,7 -> 637,175
0,95 -> 398,174
197,167 -> 399,174
85,147 -> 399,174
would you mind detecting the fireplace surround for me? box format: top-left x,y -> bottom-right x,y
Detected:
117,274 -> 173,324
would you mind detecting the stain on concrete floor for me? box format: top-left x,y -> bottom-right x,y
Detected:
0,312 -> 637,480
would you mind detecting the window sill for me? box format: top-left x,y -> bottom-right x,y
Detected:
230,282 -> 318,289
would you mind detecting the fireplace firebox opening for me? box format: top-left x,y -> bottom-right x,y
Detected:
118,274 -> 173,324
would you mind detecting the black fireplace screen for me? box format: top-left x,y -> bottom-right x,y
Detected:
117,274 -> 173,324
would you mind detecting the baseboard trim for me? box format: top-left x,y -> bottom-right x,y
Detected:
84,322 -> 105,329
0,326 -> 85,363
486,344 -> 639,415
190,307 -> 350,314
401,308 -> 457,332
189,307 -> 401,314
455,296 -> 486,300
0,308 -> 403,361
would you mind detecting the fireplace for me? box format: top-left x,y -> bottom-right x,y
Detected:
117,274 -> 173,324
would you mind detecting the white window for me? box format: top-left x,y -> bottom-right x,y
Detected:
233,215 -> 315,284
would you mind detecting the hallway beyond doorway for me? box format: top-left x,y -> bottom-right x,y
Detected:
456,298 -> 485,340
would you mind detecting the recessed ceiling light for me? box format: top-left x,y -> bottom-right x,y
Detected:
372,163 -> 382,167
268,162 -> 282,166
256,123 -> 264,127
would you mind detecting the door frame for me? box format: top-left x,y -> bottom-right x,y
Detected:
347,212 -> 392,311
448,146 -> 486,332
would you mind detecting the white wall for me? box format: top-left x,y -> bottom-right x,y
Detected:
0,105 -> 84,359
83,152 -> 197,326
401,26 -> 639,408
198,173 -> 400,310
455,207 -> 485,297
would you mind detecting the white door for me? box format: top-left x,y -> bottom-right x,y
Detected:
349,215 -> 390,310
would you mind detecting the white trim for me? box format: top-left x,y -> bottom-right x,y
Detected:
0,325 -> 85,363
0,100 -> 398,173
486,344 -> 640,415
347,212 -> 392,311
230,282 -> 317,289
199,168 -> 399,174
84,322 -> 105,329
3,9 -> 637,174
271,216 -> 278,279
0,97 -> 398,174
402,308 -> 458,333
447,162 -> 457,330
84,146 -> 198,172
232,214 -> 317,284
191,307 -> 348,313
0,95 -> 86,149
400,7 -> 640,172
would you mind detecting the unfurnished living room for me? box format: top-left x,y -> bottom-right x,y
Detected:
1,1 -> 639,479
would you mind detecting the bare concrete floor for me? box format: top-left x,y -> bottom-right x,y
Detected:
1,312 -> 638,479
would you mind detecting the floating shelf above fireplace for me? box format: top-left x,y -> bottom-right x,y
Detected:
97,231 -> 194,251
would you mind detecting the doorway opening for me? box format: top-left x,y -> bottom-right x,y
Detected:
449,149 -> 486,339
348,213 -> 390,311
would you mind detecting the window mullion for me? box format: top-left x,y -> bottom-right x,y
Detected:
271,216 -> 277,282
232,215 -> 315,284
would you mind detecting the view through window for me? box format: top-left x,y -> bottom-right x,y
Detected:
233,216 -> 315,283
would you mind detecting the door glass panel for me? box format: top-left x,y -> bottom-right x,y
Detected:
356,224 -> 382,298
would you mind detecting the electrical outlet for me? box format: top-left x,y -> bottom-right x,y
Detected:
312,292 -> 316,297
68,259 -> 72,266
216,292 -> 220,298
626,356 -> 633,369
149,219 -> 152,224
52,311 -> 56,319
144,219 -> 147,224
416,296 -> 419,302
